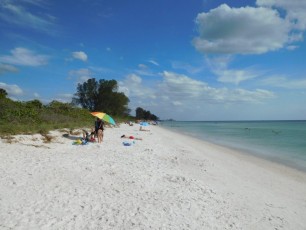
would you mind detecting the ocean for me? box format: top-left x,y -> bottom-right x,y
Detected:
160,120 -> 306,172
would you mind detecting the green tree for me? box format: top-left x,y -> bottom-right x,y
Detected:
73,78 -> 129,116
135,107 -> 159,120
26,99 -> 43,109
73,78 -> 99,111
47,101 -> 77,116
144,110 -> 151,120
136,107 -> 145,119
150,114 -> 158,120
0,88 -> 8,99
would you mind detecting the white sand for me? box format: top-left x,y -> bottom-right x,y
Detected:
0,124 -> 306,229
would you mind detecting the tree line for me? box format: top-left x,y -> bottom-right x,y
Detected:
135,107 -> 158,121
0,78 -> 159,134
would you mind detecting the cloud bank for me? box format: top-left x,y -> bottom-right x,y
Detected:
193,1 -> 306,54
0,48 -> 49,66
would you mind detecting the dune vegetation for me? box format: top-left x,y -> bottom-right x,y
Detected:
0,78 -> 158,136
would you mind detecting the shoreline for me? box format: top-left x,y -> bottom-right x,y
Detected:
1,124 -> 306,229
159,122 -> 306,173
158,125 -> 306,180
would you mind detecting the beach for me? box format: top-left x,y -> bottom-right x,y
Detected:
0,124 -> 306,230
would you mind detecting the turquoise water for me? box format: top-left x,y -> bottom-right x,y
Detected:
160,121 -> 306,172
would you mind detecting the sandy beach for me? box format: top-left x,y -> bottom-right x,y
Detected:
1,124 -> 306,230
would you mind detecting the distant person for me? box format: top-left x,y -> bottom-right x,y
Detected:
82,129 -> 95,142
121,135 -> 142,140
95,118 -> 104,143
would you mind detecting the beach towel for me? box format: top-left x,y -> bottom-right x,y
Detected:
72,139 -> 88,145
123,141 -> 134,146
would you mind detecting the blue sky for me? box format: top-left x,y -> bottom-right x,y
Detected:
0,0 -> 305,120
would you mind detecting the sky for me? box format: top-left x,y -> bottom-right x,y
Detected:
0,0 -> 306,121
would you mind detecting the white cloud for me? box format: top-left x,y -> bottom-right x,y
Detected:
159,71 -> 207,99
138,64 -> 147,69
134,64 -> 157,77
286,45 -> 298,51
0,63 -> 18,74
0,1 -> 56,33
205,56 -> 261,85
261,76 -> 306,89
22,0 -> 47,7
159,71 -> 275,104
119,71 -> 276,119
257,0 -> 306,30
127,74 -> 142,84
119,74 -> 153,98
121,71 -> 275,111
119,74 -> 158,115
0,82 -> 23,96
216,69 -> 260,85
193,4 -> 291,54
72,51 -> 88,62
148,60 -> 159,66
0,47 -> 49,66
171,61 -> 205,74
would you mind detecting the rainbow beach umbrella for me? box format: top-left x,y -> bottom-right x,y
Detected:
91,112 -> 116,125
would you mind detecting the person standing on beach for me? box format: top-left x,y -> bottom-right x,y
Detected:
95,118 -> 104,143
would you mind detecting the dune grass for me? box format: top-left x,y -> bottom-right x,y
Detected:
0,99 -> 132,136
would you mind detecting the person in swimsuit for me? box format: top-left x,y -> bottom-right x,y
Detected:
95,118 -> 104,143
121,135 -> 142,140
